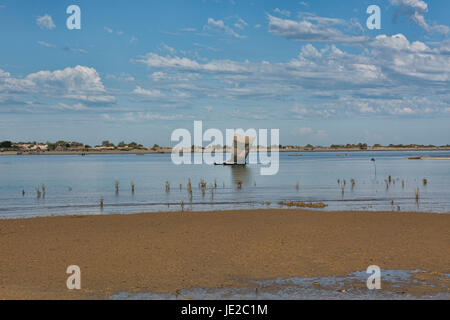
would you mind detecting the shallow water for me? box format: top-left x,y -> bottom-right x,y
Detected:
1,151 -> 450,219
110,270 -> 450,300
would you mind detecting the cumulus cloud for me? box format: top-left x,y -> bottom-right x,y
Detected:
370,34 -> 450,82
36,14 -> 55,30
130,31 -> 449,119
27,66 -> 106,94
0,66 -> 115,107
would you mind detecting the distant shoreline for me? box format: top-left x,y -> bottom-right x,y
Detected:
1,147 -> 450,156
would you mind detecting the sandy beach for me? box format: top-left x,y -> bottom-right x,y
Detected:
0,209 -> 449,299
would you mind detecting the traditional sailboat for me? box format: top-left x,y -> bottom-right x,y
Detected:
215,134 -> 255,166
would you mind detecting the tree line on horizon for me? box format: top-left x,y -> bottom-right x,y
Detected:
0,140 -> 158,151
1,140 -> 449,151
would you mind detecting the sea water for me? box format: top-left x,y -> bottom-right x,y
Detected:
0,151 -> 449,219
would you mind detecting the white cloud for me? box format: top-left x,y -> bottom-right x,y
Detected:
356,102 -> 375,113
127,32 -> 450,118
234,18 -> 248,30
370,34 -> 450,81
27,66 -> 106,94
290,104 -> 336,119
274,8 -> 291,17
133,86 -> 164,98
104,27 -> 126,36
160,43 -> 176,55
106,73 -> 135,82
293,127 -> 328,139
392,107 -> 414,115
37,41 -> 56,48
0,69 -> 10,78
150,72 -> 166,82
36,14 -> 55,30
268,15 -> 367,43
0,66 -> 115,105
123,112 -> 184,121
205,18 -> 245,39
390,0 -> 449,35
132,52 -> 254,74
57,103 -> 89,111
101,114 -> 115,121
63,46 -> 88,54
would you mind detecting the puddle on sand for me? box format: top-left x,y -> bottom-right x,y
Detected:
111,270 -> 450,300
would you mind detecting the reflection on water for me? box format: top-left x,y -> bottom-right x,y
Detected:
1,151 -> 450,218
230,165 -> 253,186
111,270 -> 450,300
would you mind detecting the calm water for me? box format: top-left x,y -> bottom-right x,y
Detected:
1,151 -> 450,219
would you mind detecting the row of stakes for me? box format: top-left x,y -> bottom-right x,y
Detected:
21,176 -> 428,210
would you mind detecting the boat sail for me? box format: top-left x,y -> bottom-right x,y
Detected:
221,134 -> 255,165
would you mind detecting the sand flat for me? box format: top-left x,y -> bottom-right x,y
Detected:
0,209 -> 449,299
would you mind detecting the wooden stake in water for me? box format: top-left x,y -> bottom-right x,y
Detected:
371,158 -> 376,177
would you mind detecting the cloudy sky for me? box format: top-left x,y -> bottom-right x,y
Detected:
0,0 -> 449,146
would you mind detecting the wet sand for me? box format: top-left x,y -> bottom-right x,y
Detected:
0,209 -> 449,299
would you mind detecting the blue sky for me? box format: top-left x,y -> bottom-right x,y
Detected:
0,0 -> 449,146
